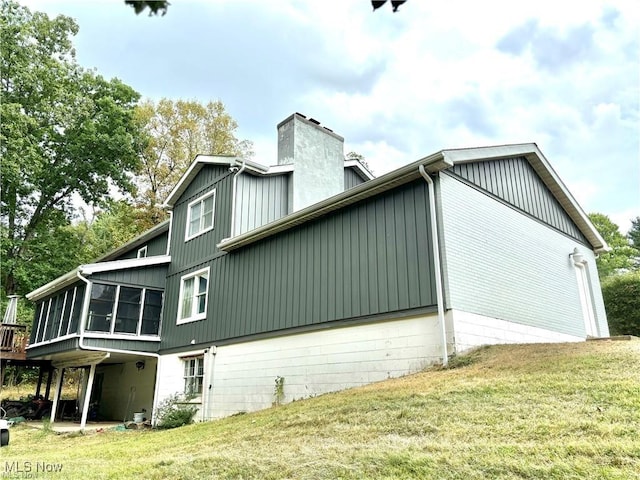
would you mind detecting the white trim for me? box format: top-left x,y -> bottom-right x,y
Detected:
217,151 -> 452,251
27,333 -> 79,349
185,189 -> 216,242
442,144 -> 608,253
344,159 -> 375,180
82,332 -> 161,342
137,245 -> 148,258
81,255 -> 171,275
176,267 -> 210,325
26,255 -> 170,302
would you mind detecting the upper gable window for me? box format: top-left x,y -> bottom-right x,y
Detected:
137,246 -> 148,258
186,190 -> 216,241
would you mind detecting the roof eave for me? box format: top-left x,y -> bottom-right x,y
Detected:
217,152 -> 451,251
441,143 -> 608,252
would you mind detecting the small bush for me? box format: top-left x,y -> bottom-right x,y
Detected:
602,271 -> 640,336
154,393 -> 198,429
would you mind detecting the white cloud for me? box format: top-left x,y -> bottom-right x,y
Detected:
19,0 -> 640,226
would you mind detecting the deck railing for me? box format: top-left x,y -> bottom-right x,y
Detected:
0,323 -> 28,359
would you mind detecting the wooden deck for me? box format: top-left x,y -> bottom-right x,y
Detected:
0,323 -> 28,361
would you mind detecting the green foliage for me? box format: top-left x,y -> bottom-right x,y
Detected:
601,271 -> 640,336
154,393 -> 198,429
134,98 -> 253,208
73,200 -> 160,263
125,0 -> 169,16
588,213 -> 637,278
273,376 -> 285,406
628,216 -> 640,251
0,0 -> 144,295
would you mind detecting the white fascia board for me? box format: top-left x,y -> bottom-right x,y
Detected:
26,255 -> 172,302
344,160 -> 375,180
80,255 -> 171,275
26,269 -> 80,301
162,155 -> 239,208
442,143 -> 608,253
217,151 -> 450,251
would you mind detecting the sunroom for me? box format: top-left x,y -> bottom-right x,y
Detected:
25,255 -> 170,428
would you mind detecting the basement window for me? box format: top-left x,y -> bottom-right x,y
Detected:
185,189 -> 216,241
183,356 -> 204,396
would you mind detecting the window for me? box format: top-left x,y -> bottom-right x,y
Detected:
86,282 -> 163,336
137,246 -> 148,258
114,287 -> 142,334
185,190 -> 216,240
183,356 -> 204,395
87,284 -> 117,332
177,268 -> 209,324
141,290 -> 163,335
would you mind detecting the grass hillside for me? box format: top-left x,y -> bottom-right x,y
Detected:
3,340 -> 639,479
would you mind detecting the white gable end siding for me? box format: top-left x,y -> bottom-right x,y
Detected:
438,172 -> 608,340
154,314 -> 444,420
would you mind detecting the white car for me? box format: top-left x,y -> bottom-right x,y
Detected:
0,407 -> 9,447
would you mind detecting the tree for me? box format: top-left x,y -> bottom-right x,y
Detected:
588,213 -> 637,279
1,1 -> 144,295
601,271 -> 640,336
628,216 -> 640,250
125,0 -> 169,16
75,200 -> 158,263
134,98 -> 253,210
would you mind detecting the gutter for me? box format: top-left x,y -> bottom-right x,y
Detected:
218,151 -> 453,251
418,165 -> 448,366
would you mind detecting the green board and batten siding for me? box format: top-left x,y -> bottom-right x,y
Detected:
450,157 -> 589,244
169,165 -> 233,270
91,265 -> 168,289
160,179 -> 437,352
113,232 -> 169,261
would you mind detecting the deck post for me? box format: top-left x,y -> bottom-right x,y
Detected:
49,368 -> 65,422
35,366 -> 45,398
79,363 -> 96,430
44,367 -> 54,400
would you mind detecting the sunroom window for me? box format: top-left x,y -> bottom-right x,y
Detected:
86,283 -> 163,336
186,190 -> 215,240
177,268 -> 209,324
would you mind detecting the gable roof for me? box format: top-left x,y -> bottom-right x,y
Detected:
217,143 -> 607,253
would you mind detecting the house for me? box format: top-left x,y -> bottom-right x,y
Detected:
25,113 -> 609,427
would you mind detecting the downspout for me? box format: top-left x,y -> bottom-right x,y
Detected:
229,161 -> 247,238
75,271 -> 160,360
76,271 -> 161,425
418,165 -> 448,366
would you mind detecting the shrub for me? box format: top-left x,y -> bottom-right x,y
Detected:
154,393 -> 198,429
601,271 -> 640,336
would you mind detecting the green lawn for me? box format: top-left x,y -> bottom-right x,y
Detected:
3,340 -> 639,479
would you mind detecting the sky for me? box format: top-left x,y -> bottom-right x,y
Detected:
22,0 -> 640,233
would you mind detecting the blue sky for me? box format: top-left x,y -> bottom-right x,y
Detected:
22,0 -> 639,233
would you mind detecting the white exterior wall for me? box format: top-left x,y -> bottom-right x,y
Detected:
439,173 -> 609,340
155,314 -> 443,420
96,358 -> 157,422
449,309 -> 584,353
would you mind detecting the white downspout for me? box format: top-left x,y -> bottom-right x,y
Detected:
229,161 -> 247,238
75,271 -> 161,425
418,165 -> 448,366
